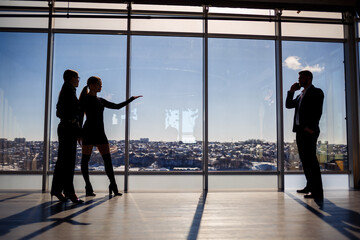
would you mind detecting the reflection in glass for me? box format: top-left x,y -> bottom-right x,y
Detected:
208,38 -> 277,171
130,36 -> 203,171
283,41 -> 347,171
0,32 -> 47,171
51,34 -> 126,171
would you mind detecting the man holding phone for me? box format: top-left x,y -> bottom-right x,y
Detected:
286,70 -> 324,201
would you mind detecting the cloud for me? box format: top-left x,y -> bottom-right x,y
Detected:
284,56 -> 302,70
283,56 -> 325,73
302,64 -> 325,73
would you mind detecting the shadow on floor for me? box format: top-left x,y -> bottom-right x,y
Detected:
187,190 -> 208,240
286,192 -> 360,239
0,193 -> 32,203
0,194 -> 110,240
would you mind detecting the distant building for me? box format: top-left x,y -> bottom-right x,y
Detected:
140,138 -> 149,143
14,138 -> 26,144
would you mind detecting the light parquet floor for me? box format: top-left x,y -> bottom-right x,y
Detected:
0,190 -> 359,240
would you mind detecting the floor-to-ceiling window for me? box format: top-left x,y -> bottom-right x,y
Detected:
282,41 -> 347,172
130,36 -> 203,172
281,11 -> 348,189
206,8 -> 278,189
0,32 -> 47,171
208,39 -> 277,171
50,34 -> 127,172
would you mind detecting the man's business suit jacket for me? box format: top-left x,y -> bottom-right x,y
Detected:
285,85 -> 324,134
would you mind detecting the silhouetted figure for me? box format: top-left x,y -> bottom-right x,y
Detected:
51,69 -> 84,204
79,76 -> 142,196
286,70 -> 324,200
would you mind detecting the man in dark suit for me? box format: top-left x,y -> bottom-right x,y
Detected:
286,70 -> 324,200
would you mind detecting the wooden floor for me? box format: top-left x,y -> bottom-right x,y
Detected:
0,190 -> 359,240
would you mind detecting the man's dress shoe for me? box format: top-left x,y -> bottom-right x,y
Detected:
296,188 -> 310,194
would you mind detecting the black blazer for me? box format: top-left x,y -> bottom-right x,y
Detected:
285,85 -> 324,133
56,82 -> 81,123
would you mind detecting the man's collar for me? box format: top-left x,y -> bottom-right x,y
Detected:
303,84 -> 313,91
64,81 -> 76,90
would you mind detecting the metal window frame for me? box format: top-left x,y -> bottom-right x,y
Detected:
124,2 -> 131,193
343,11 -> 360,189
275,9 -> 284,191
203,5 -> 209,191
42,0 -> 54,193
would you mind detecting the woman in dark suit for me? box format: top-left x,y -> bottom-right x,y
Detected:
51,69 -> 83,204
79,76 -> 142,196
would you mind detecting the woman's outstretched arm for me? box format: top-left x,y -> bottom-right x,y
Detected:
101,95 -> 143,110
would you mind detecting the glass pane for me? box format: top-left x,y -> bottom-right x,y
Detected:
282,23 -> 343,38
0,0 -> 47,7
130,36 -> 203,172
54,17 -> 127,31
55,2 -> 126,10
0,32 -> 47,171
209,20 -> 275,35
131,19 -> 203,33
51,34 -> 127,172
208,38 -> 277,171
132,4 -> 202,12
209,7 -> 275,16
282,10 -> 342,19
0,12 -> 48,28
282,41 -> 347,172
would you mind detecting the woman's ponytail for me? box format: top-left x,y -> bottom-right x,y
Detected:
79,85 -> 89,102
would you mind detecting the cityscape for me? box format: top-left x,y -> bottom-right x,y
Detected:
0,137 -> 347,172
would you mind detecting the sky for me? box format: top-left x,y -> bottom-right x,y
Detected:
0,31 -> 347,144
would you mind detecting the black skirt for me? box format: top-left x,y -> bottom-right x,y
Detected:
82,125 -> 109,145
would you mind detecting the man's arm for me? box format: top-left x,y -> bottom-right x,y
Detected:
285,83 -> 300,109
285,91 -> 297,109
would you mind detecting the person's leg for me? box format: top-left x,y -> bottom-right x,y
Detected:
62,133 -> 77,197
81,145 -> 94,195
97,144 -> 115,183
296,132 -> 312,191
304,133 -> 323,197
97,144 -> 121,195
50,124 -> 66,201
61,132 -> 83,203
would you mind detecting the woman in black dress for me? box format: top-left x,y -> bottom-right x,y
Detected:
79,76 -> 142,196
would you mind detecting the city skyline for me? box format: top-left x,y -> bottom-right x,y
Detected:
0,137 -> 347,172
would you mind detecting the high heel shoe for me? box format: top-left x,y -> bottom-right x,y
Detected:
51,192 -> 67,202
85,186 -> 96,197
66,194 -> 84,204
109,183 -> 122,196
